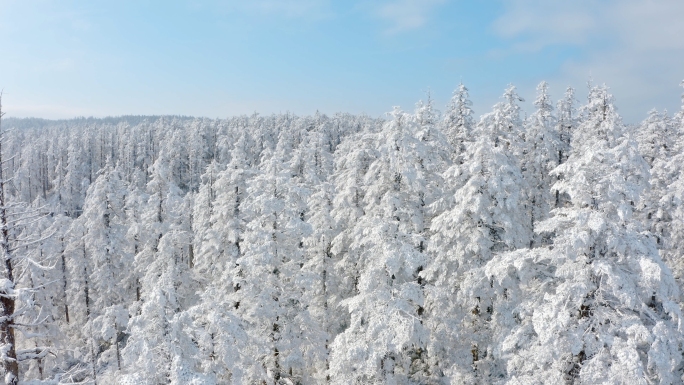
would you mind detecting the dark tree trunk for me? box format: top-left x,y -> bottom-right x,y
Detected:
0,95 -> 19,385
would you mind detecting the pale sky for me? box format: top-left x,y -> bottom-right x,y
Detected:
1,0 -> 683,123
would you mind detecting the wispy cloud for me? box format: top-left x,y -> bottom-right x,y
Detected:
493,0 -> 684,52
492,1 -> 597,51
207,0 -> 333,20
248,0 -> 332,18
492,0 -> 684,121
374,0 -> 447,34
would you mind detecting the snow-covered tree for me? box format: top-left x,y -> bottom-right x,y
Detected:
482,85 -> 684,384
2,82 -> 684,384
185,134 -> 255,383
443,83 -> 475,164
77,164 -> 133,376
226,143 -> 323,384
635,109 -> 675,253
658,81 -> 684,295
556,87 -> 578,165
0,96 -> 57,384
301,181 -> 339,381
636,109 -> 673,168
523,81 -> 562,245
414,95 -> 451,179
120,153 -> 200,384
329,130 -> 377,308
330,107 -> 433,384
424,90 -> 532,382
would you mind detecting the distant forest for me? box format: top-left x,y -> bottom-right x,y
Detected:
1,82 -> 684,384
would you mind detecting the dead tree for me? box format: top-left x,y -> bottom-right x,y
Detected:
0,94 -> 54,384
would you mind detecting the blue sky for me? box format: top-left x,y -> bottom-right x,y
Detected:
1,0 -> 683,123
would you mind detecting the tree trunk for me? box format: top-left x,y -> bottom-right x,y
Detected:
61,238 -> 70,324
115,329 -> 121,371
83,244 -> 97,385
0,95 -> 19,385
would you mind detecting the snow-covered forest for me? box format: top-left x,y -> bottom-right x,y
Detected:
1,81 -> 684,384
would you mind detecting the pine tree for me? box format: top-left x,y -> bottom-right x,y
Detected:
191,160 -> 226,288
329,129 -> 378,319
18,208 -> 70,381
302,181 -> 339,382
636,109 -> 675,253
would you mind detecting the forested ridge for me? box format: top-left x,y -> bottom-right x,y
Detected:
1,81 -> 684,384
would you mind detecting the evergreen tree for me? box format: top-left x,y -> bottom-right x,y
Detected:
11,197 -> 64,383
186,135 -> 255,382
191,160 -> 225,288
302,181 -> 339,382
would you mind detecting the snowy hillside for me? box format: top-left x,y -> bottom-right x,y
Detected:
1,82 -> 684,384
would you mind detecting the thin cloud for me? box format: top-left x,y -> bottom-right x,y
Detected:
375,0 -> 447,35
216,0 -> 333,20
493,0 -> 684,51
492,1 -> 597,49
491,0 -> 684,122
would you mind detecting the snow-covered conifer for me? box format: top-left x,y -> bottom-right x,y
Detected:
556,87 -> 578,165
443,83 -> 475,164
227,143 -> 322,384
0,97 -> 59,384
330,107 -> 432,384
74,163 -> 133,376
658,81 -> 684,294
523,81 -> 562,245
483,85 -> 684,384
637,109 -> 673,168
424,92 -> 532,382
120,150 -> 200,383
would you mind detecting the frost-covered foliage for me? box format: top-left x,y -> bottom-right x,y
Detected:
2,83 -> 684,384
480,86 -> 683,385
523,82 -> 563,245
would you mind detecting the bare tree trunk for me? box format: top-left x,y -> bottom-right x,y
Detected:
115,328 -> 121,371
61,238 -> 70,324
83,243 -> 97,385
0,93 -> 19,385
35,342 -> 44,380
